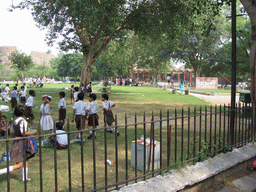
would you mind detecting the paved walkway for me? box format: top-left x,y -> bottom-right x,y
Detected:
218,172 -> 256,192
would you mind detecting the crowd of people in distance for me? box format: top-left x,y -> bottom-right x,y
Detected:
0,81 -> 118,181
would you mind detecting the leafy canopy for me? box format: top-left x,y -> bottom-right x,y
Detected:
16,0 -> 222,56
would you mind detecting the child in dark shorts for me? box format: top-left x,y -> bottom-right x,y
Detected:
70,85 -> 74,104
25,90 -> 36,127
71,92 -> 87,139
10,86 -> 18,114
86,94 -> 99,139
19,86 -> 27,106
58,92 -> 66,126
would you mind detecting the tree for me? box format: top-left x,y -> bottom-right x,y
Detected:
15,0 -> 221,86
239,0 -> 256,106
8,50 -> 34,80
52,53 -> 83,79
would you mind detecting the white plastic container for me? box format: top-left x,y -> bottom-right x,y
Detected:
131,140 -> 160,171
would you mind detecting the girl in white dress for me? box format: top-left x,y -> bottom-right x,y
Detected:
39,95 -> 54,131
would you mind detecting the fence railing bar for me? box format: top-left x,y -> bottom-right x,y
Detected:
104,116 -> 107,192
219,106 -> 222,151
181,107 -> 184,162
152,111 -> 155,177
67,119 -> 71,192
134,112 -> 138,183
214,105 -> 217,155
115,114 -> 119,189
5,124 -> 10,192
210,105 -> 212,154
187,107 -> 190,160
143,111 -> 146,180
125,113 -> 128,185
93,116 -> 96,191
160,110 -> 162,173
199,106 -> 202,155
175,108 -> 177,163
205,105 -> 207,143
193,107 -> 196,160
53,119 -> 58,192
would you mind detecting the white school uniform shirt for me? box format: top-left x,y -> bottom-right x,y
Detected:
73,100 -> 87,115
10,90 -> 18,98
53,130 -> 68,145
86,101 -> 98,114
73,92 -> 79,101
102,100 -> 114,110
16,87 -> 19,91
25,96 -> 35,107
58,98 -> 66,109
86,84 -> 91,89
10,117 -> 28,134
19,90 -> 27,98
24,86 -> 27,92
4,87 -> 10,94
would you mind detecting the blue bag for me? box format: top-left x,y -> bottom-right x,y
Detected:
27,138 -> 38,153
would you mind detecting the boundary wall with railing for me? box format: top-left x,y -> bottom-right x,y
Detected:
0,103 -> 255,191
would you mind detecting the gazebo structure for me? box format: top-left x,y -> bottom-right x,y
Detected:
131,67 -> 152,80
131,67 -> 195,83
170,68 -> 194,83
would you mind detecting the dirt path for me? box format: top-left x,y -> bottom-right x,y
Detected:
189,93 -> 240,106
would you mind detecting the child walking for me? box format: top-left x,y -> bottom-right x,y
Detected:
102,94 -> 120,136
58,92 -> 66,126
10,86 -> 18,114
71,92 -> 87,139
86,94 -> 99,139
39,95 -> 54,131
25,90 -> 36,128
0,106 -> 37,181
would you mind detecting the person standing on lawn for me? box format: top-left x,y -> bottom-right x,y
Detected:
10,86 -> 18,114
58,91 -> 66,126
70,85 -> 75,104
25,90 -> 36,129
71,92 -> 87,139
102,94 -> 120,136
19,86 -> 27,106
39,95 -> 54,131
86,94 -> 99,139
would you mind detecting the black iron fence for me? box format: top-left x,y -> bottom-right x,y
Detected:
0,103 -> 255,191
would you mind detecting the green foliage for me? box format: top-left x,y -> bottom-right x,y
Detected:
50,53 -> 83,78
8,50 -> 34,79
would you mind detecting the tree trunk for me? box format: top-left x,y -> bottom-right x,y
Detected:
21,71 -> 24,82
80,50 -> 95,90
240,0 -> 256,135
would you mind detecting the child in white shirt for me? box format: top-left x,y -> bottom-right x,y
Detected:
72,92 -> 87,139
86,94 -> 99,139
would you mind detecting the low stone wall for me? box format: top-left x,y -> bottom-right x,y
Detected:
115,143 -> 256,192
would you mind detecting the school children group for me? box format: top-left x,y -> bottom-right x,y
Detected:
0,82 -> 118,181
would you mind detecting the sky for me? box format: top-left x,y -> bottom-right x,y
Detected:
0,1 -> 59,56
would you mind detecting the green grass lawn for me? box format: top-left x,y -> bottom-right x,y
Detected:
0,84 -> 218,191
